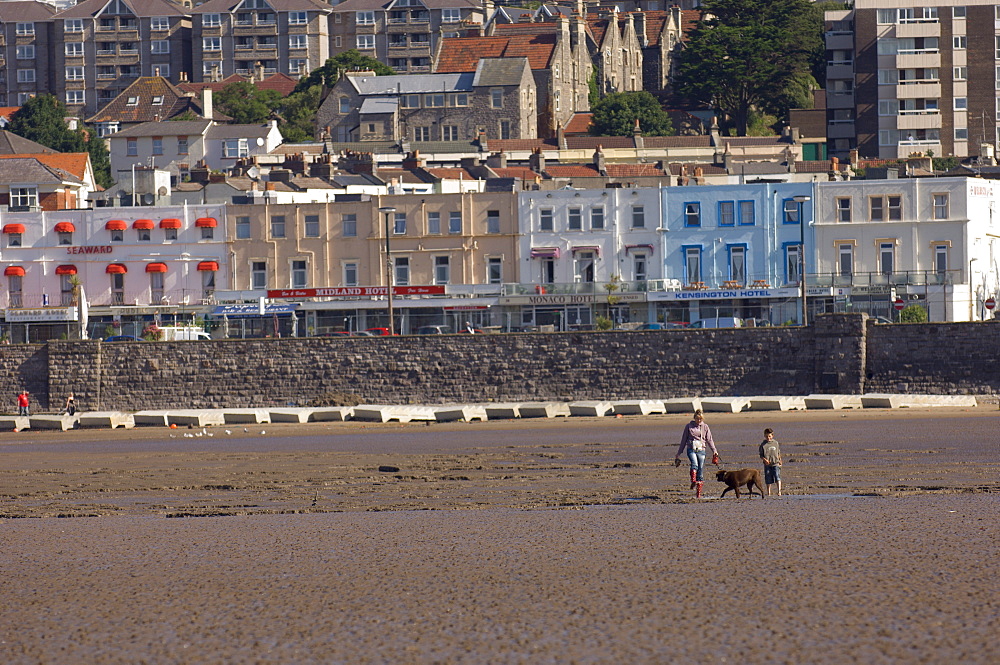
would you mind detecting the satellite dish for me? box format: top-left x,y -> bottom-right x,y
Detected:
256,137 -> 264,146
157,186 -> 168,196
141,193 -> 155,205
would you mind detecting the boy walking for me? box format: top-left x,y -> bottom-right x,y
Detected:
758,428 -> 782,496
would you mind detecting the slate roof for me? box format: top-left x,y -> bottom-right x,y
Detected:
54,0 -> 187,18
108,120 -> 213,138
374,168 -> 434,184
86,77 -> 225,124
0,157 -> 82,185
348,73 -> 475,95
206,124 -> 274,140
0,1 -> 56,21
190,0 -> 331,12
0,130 -> 57,155
489,138 -> 558,151
642,136 -> 713,148
472,58 -> 530,87
177,73 -> 299,98
435,33 -> 557,72
360,98 -> 399,115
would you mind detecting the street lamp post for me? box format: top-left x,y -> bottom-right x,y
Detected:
969,256 -> 978,321
379,206 -> 397,334
793,195 -> 811,326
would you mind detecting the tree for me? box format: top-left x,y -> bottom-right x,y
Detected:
899,304 -> 928,324
8,94 -> 112,187
215,82 -> 283,124
294,51 -> 394,93
674,0 -> 822,136
277,84 -> 323,142
590,91 -> 673,137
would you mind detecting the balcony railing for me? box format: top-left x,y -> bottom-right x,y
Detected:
812,270 -> 956,288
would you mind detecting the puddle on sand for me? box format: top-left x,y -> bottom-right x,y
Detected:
781,493 -> 873,500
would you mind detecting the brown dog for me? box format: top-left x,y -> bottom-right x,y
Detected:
715,468 -> 765,499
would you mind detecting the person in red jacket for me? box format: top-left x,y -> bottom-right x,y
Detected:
17,390 -> 29,417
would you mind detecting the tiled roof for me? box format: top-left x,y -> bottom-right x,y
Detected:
605,163 -> 667,177
86,77 -> 216,124
795,161 -> 838,173
435,33 -> 557,72
641,10 -> 670,48
0,153 -> 91,182
54,0 -> 187,19
563,113 -> 593,135
545,164 -> 600,178
680,10 -> 700,41
666,163 -> 727,175
425,167 -> 481,180
177,73 -> 298,98
586,16 -> 609,46
0,130 -> 57,155
565,136 -> 636,149
109,120 -> 213,138
0,1 -> 56,21
490,166 -> 539,179
718,136 -> 789,146
641,136 -> 713,148
0,107 -> 19,122
490,138 -> 558,151
0,157 -> 82,185
332,0 -> 478,9
191,0 -> 331,12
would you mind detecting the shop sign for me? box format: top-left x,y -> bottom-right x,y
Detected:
499,293 -> 646,306
268,285 -> 446,298
5,307 -> 78,322
851,285 -> 894,295
66,245 -> 113,254
653,287 -> 798,301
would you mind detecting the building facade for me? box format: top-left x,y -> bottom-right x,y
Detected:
0,1 -> 57,108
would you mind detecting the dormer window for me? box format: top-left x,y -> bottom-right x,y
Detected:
151,96 -> 164,105
127,96 -> 139,106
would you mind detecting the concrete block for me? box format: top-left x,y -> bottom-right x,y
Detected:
133,410 -> 171,426
484,403 -> 522,419
518,402 -> 571,418
804,394 -> 863,410
434,405 -> 488,422
0,415 -> 30,430
612,400 -> 666,415
29,414 -> 78,431
76,411 -> 135,429
268,408 -> 315,423
222,408 -> 272,424
569,401 -> 615,417
167,410 -> 226,427
700,397 -> 750,413
663,398 -> 702,413
748,396 -> 807,411
353,405 -> 393,422
311,407 -> 354,421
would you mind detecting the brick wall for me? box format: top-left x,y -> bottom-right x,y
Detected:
4,314 -> 999,413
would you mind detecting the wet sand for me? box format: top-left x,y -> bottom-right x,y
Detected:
2,407 -> 999,663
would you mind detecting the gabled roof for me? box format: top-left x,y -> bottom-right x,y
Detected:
348,72 -> 475,95
563,113 -> 593,135
54,0 -> 188,19
0,1 -> 56,22
86,77 -> 222,124
0,107 -> 20,123
192,0 -> 332,12
472,57 -> 530,87
666,163 -> 727,175
0,130 -> 57,155
332,0 -> 480,10
544,164 -> 600,178
489,138 -> 558,151
490,166 -> 539,180
436,33 -> 557,72
424,167 -> 481,180
206,123 -> 276,140
108,120 -> 213,139
0,157 -> 84,185
177,73 -> 299,98
605,163 -> 668,177
0,153 -> 92,183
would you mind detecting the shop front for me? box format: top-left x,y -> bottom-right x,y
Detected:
649,286 -> 801,326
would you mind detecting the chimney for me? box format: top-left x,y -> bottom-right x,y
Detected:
465,23 -> 484,37
190,160 -> 210,184
529,147 -> 545,173
269,168 -> 291,183
309,158 -> 334,179
633,118 -> 644,149
255,61 -> 265,81
265,181 -> 276,191
402,150 -> 424,169
709,116 -> 721,144
557,124 -> 567,149
636,12 -> 648,48
593,144 -> 607,175
201,88 -> 213,120
849,148 -> 859,166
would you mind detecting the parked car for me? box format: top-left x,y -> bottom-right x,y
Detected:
744,318 -> 771,327
688,317 -> 744,329
635,322 -> 686,330
872,316 -> 894,324
415,325 -> 453,335
104,335 -> 144,342
365,327 -> 392,336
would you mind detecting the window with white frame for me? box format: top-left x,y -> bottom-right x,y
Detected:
126,138 -> 138,156
491,89 -> 503,109
289,35 -> 307,49
291,260 -> 308,289
719,201 -> 735,226
357,35 -> 375,50
289,59 -> 309,75
427,211 -> 441,234
878,100 -> 899,116
684,247 -> 701,284
934,244 -> 948,274
152,137 -> 163,155
839,244 -> 854,276
304,215 -> 320,238
953,6 -> 966,18
954,66 -> 967,81
16,45 -> 35,60
684,202 -> 700,227
933,194 -> 948,219
201,225 -> 214,240
442,8 -> 461,22
110,228 -> 123,242
879,129 -> 900,146
953,36 -> 967,50
289,11 -> 308,25
394,212 -> 406,235
66,90 -> 85,105
575,251 -> 595,283
236,216 -> 251,239
632,205 -> 645,228
448,212 -> 462,234
152,40 -> 170,54
434,256 -> 450,284
869,196 -> 884,221
151,16 -> 169,31
10,186 -> 37,209
342,262 -> 358,287
782,199 -> 800,224
487,257 -> 502,284
633,253 -> 648,282
442,125 -> 459,141
955,97 -> 968,110
836,198 -> 852,222
356,11 -> 375,24
729,246 -> 746,284
878,69 -> 898,85
590,207 -> 604,230
539,208 -> 553,231
413,126 -> 430,141
568,207 -> 582,231
203,37 -> 221,51
7,274 -> 22,306
879,242 -> 895,275
270,215 -> 285,238
16,22 -> 34,36
223,138 -> 249,158
394,257 -> 410,286
6,231 -> 21,247
64,66 -> 85,81
739,200 -> 755,225
786,244 -> 801,284
203,14 -> 221,27
17,69 -> 35,84
342,214 -> 357,237
65,18 -> 83,32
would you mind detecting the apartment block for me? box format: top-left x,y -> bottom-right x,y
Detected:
0,1 -> 57,107
826,0 -> 1000,162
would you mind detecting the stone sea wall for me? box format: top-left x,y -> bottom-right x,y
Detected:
1,314 -> 997,412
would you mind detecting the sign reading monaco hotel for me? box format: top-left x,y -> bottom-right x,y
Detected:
268,286 -> 446,298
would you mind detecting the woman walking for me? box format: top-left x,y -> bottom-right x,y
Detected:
675,409 -> 721,498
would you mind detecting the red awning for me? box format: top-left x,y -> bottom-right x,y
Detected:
195,217 -> 217,228
133,219 -> 155,230
196,261 -> 219,271
145,262 -> 167,273
2,223 -> 25,234
571,245 -> 602,257
4,266 -> 25,277
105,220 -> 127,231
54,222 -> 76,233
160,218 -> 182,229
55,265 -> 77,275
105,263 -> 127,274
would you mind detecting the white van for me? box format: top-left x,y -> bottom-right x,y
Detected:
688,317 -> 743,329
158,326 -> 212,341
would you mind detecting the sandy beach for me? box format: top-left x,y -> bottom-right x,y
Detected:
2,406 -> 999,663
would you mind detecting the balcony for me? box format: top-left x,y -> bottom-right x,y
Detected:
827,119 -> 855,139
824,31 -> 853,50
895,51 -> 940,69
896,82 -> 941,99
894,21 -> 940,39
894,139 -> 940,159
826,90 -> 855,109
826,61 -> 854,80
896,110 -> 941,130
812,270 -> 955,289
233,23 -> 277,36
114,29 -> 139,40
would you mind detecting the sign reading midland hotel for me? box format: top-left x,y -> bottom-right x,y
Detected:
268,286 -> 446,298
